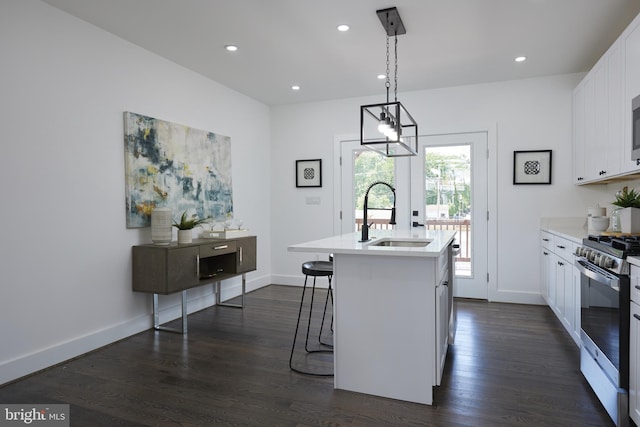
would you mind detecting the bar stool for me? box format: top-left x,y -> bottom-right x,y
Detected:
289,257 -> 334,376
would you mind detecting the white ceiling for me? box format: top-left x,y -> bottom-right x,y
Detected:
42,0 -> 640,106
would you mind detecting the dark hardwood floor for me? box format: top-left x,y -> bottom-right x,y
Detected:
0,285 -> 614,426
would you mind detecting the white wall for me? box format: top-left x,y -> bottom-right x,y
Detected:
271,74 -> 610,303
0,0 -> 272,384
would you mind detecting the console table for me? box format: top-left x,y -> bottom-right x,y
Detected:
132,236 -> 256,333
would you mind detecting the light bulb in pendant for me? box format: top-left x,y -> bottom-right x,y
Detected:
378,112 -> 390,133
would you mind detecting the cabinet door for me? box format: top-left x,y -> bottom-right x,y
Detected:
166,246 -> 200,293
132,245 -> 200,294
573,82 -> 586,183
588,60 -> 608,180
562,262 -> 575,334
236,236 -> 257,273
608,41 -> 624,176
583,75 -> 597,181
623,17 -> 640,173
630,301 -> 640,425
541,247 -> 553,305
547,252 -> 557,309
572,266 -> 582,346
435,282 -> 449,386
554,254 -> 565,319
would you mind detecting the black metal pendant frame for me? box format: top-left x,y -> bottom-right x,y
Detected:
360,101 -> 418,157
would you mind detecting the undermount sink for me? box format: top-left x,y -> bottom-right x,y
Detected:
368,238 -> 431,248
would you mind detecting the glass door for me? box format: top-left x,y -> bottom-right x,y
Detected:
340,140 -> 396,234
337,133 -> 488,299
410,132 -> 488,299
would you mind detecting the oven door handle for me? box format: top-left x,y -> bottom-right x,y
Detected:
575,258 -> 620,291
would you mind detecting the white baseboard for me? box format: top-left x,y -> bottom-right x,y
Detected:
489,289 -> 546,305
0,275 -> 271,386
270,274 -> 331,289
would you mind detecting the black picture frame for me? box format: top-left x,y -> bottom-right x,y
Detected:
296,159 -> 322,188
513,150 -> 552,185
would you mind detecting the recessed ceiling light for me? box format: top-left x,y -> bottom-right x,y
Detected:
337,24 -> 350,32
515,56 -> 527,62
225,45 -> 238,52
291,85 -> 300,91
377,74 -> 386,80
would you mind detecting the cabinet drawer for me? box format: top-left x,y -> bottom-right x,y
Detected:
541,231 -> 553,250
200,241 -> 237,258
554,236 -> 575,262
631,265 -> 640,304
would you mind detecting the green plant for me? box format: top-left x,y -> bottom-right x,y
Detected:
612,187 -> 640,208
172,210 -> 209,230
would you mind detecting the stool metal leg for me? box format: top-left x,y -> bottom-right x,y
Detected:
318,275 -> 333,348
289,274 -> 333,376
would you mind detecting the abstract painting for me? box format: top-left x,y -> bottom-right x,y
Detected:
124,112 -> 233,228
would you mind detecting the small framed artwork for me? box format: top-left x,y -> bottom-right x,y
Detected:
296,159 -> 322,188
513,150 -> 552,185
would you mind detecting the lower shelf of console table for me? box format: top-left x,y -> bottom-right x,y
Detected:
132,236 -> 256,334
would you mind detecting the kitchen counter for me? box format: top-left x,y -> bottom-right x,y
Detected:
540,217 -> 588,243
288,229 -> 456,405
628,256 -> 640,267
288,229 -> 456,257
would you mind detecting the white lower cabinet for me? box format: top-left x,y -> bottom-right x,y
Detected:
571,267 -> 582,344
541,246 -> 553,305
630,300 -> 640,425
540,230 -> 581,347
435,280 -> 449,386
630,266 -> 640,424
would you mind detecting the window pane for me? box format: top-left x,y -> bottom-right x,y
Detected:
353,150 -> 395,232
424,145 -> 471,277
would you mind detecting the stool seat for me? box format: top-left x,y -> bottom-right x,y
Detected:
302,261 -> 333,277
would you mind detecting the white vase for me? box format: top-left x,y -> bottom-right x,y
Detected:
177,229 -> 193,244
619,207 -> 640,233
151,208 -> 172,245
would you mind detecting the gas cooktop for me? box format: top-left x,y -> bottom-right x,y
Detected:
585,234 -> 640,257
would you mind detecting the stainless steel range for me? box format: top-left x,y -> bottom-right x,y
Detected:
575,235 -> 635,427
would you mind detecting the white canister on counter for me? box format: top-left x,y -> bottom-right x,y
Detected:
587,206 -> 606,217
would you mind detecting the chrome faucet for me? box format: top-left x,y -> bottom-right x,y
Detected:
360,181 -> 396,242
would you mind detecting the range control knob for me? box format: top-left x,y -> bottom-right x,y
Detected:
601,256 -> 614,269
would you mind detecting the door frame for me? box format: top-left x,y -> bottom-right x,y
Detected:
333,124 -> 498,300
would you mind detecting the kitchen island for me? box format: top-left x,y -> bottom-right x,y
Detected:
288,229 -> 456,405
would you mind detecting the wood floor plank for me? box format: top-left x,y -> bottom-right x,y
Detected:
0,285 -> 615,426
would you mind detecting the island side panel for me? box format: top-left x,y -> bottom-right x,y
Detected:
333,253 -> 438,405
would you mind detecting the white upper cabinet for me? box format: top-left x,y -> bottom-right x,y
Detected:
589,59 -> 607,180
573,78 -> 586,183
574,38 -> 624,184
573,12 -> 640,184
622,16 -> 640,173
608,41 -> 624,175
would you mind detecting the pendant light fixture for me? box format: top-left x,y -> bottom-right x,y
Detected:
360,7 -> 418,157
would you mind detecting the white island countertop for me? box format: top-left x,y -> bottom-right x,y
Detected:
288,229 -> 456,257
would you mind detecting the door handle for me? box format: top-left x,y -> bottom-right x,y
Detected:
412,221 -> 424,227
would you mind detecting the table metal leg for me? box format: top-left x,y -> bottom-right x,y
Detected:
215,274 -> 246,308
153,291 -> 188,334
